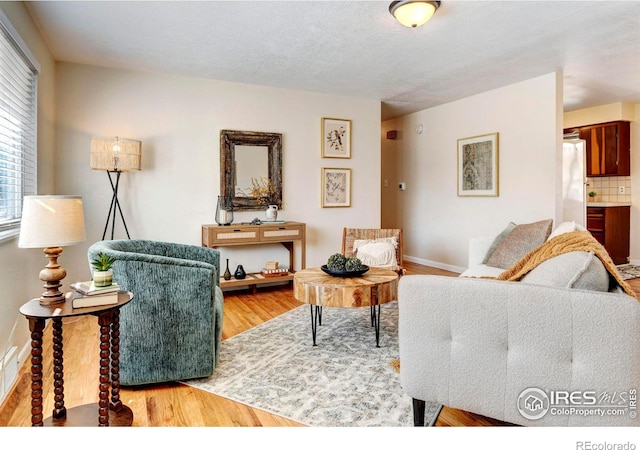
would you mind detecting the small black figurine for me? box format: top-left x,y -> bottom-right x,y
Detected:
234,264 -> 246,280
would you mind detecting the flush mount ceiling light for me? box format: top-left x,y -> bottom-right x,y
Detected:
389,1 -> 440,28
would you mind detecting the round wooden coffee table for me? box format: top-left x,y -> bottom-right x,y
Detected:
293,267 -> 399,347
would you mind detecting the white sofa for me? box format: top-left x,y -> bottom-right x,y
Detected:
398,233 -> 640,426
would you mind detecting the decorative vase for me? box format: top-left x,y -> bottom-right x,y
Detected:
215,195 -> 234,226
234,264 -> 246,280
223,258 -> 232,280
266,204 -> 278,222
93,269 -> 113,287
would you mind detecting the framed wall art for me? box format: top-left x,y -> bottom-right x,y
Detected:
457,132 -> 499,197
322,167 -> 351,207
321,118 -> 351,158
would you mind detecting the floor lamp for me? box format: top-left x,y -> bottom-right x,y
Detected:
90,136 -> 142,240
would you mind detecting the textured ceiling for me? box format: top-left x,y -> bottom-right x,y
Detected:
25,1 -> 640,121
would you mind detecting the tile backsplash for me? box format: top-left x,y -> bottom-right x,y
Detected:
586,176 -> 632,203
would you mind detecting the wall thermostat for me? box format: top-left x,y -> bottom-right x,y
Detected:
416,124 -> 424,134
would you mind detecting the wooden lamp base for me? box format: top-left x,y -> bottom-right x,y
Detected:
38,246 -> 67,306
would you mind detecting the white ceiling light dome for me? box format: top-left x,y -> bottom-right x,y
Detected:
389,1 -> 441,28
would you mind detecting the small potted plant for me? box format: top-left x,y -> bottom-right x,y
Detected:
588,191 -> 597,203
91,252 -> 115,287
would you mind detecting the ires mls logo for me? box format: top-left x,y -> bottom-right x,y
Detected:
517,388 -> 550,420
517,387 -> 637,421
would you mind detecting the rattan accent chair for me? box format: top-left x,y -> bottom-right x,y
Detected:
341,228 -> 404,275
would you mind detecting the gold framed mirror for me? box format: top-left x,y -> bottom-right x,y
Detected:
220,130 -> 283,211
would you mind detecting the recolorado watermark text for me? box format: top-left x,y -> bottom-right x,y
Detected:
576,442 -> 636,450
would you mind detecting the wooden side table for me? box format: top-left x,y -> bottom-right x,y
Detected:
19,291 -> 134,427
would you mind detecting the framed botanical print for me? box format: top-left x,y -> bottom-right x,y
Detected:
321,118 -> 351,158
457,133 -> 499,197
322,167 -> 351,207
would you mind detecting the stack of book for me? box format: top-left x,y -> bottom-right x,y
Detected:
69,281 -> 121,308
260,267 -> 289,278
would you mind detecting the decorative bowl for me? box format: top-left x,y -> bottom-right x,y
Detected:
321,264 -> 370,278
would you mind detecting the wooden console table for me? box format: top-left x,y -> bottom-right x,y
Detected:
19,291 -> 134,426
202,221 -> 306,292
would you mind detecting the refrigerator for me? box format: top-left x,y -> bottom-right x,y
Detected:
562,135 -> 587,227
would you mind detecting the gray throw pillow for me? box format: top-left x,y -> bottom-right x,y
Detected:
521,251 -> 609,292
482,222 -> 516,264
485,219 -> 553,269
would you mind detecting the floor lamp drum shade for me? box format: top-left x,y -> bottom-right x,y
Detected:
90,137 -> 142,172
19,195 -> 86,305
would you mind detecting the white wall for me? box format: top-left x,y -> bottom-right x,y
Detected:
382,73 -> 562,271
55,62 -> 382,279
564,102 -> 636,129
0,2 -> 57,376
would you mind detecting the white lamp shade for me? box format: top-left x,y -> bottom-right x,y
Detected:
390,1 -> 439,28
18,195 -> 86,248
90,136 -> 142,171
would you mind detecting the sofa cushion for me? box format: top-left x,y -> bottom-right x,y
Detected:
482,222 -> 516,264
460,264 -> 505,278
486,219 -> 553,269
547,221 -> 586,241
520,251 -> 609,292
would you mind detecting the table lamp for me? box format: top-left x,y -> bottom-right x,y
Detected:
18,195 -> 86,305
90,136 -> 142,240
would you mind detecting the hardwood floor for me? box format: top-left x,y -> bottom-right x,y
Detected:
2,261 -> 639,427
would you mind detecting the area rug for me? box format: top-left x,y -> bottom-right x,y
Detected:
616,264 -> 640,281
184,302 -> 442,427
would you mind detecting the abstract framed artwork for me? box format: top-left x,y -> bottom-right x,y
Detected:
322,167 -> 351,207
457,132 -> 499,197
321,118 -> 351,158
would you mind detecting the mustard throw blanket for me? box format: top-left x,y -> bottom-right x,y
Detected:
495,230 -> 637,299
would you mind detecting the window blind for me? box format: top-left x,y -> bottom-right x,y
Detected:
0,20 -> 37,233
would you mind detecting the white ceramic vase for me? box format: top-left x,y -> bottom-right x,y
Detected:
265,204 -> 278,222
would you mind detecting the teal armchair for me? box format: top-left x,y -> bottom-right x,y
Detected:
87,239 -> 223,386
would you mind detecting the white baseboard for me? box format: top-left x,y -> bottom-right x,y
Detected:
0,346 -> 18,405
404,255 -> 465,274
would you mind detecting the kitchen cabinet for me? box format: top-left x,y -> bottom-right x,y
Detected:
564,121 -> 630,177
586,206 -> 630,264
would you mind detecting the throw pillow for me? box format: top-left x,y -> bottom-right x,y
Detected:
353,237 -> 398,250
547,221 -> 586,241
355,242 -> 397,269
485,219 -> 553,269
521,251 -> 609,292
482,222 -> 516,264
